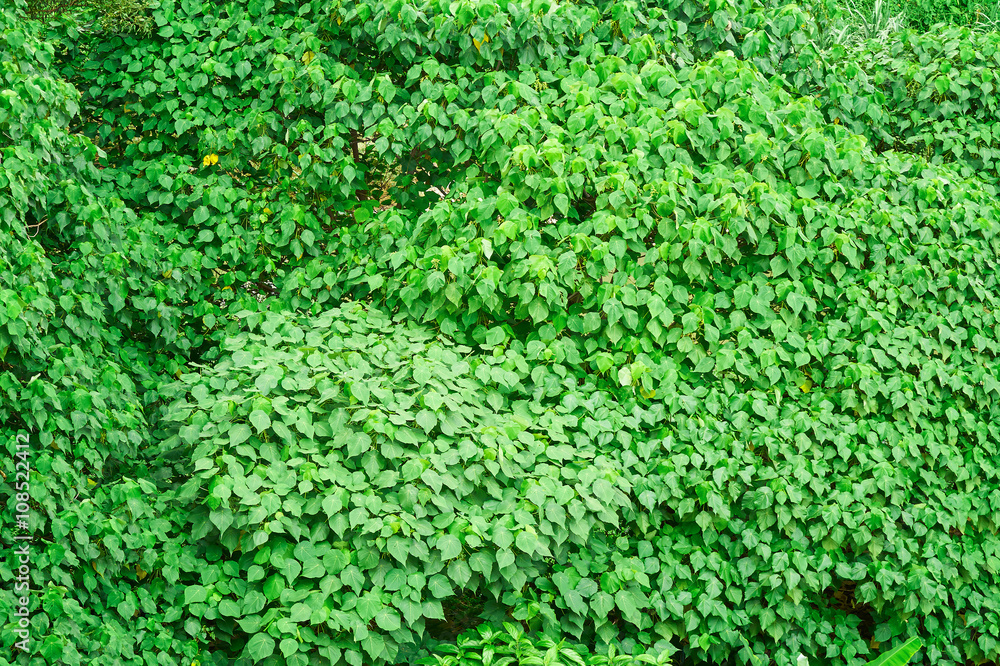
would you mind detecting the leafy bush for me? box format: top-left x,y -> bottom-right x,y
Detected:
417,623 -> 675,666
3,0 -> 1000,666
25,0 -> 152,34
833,0 -> 1000,31
0,1 -> 211,662
880,0 -> 985,31
802,27 -> 1000,184
151,302 -> 646,665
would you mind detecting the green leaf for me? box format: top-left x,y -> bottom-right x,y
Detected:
385,568 -> 407,590
469,552 -> 493,577
247,634 -> 276,660
249,410 -> 271,433
263,574 -> 285,600
428,574 -> 453,598
374,608 -> 401,631
356,593 -> 382,621
280,638 -> 299,657
615,589 -> 642,625
184,585 -> 207,604
219,599 -> 240,617
555,193 -> 570,216
415,409 -> 437,433
230,424 -> 252,446
437,534 -> 462,560
864,638 -> 922,666
591,591 -> 614,616
528,298 -> 549,323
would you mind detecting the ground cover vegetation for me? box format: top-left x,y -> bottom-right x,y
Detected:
1,0 -> 999,665
843,0 -> 1000,33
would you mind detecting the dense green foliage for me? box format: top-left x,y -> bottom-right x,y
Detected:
884,0 -> 996,31
2,0 -> 1000,665
862,637 -> 923,666
792,25 -> 1000,183
843,0 -> 999,32
417,623 -> 674,666
24,0 -> 151,34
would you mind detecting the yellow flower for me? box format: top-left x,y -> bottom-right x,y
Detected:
203,153 -> 219,167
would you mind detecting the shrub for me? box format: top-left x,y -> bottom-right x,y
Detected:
417,622 -> 675,666
881,0 -> 983,31
805,27 -> 1000,184
150,302 -> 651,665
830,0 -> 999,32
3,0 -> 1000,666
